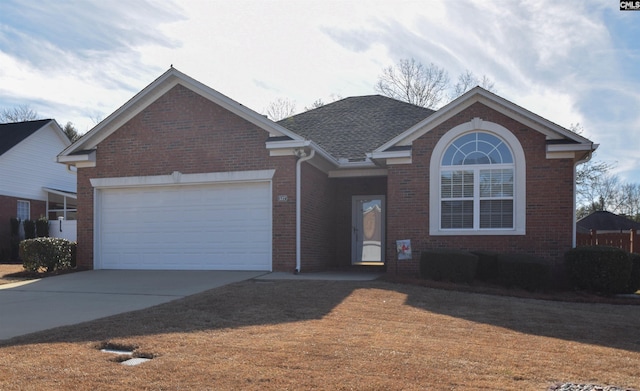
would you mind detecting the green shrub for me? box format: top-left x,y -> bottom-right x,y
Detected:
9,218 -> 20,260
471,251 -> 500,282
623,253 -> 640,294
23,219 -> 36,239
36,217 -> 49,237
564,246 -> 632,295
495,254 -> 550,291
9,218 -> 20,237
420,249 -> 478,284
19,237 -> 76,273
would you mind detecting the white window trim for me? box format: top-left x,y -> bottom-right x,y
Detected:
429,118 -> 526,236
17,200 -> 31,221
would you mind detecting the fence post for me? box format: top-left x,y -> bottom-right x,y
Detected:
631,229 -> 635,254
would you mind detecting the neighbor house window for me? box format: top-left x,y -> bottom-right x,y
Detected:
429,119 -> 526,236
440,132 -> 514,230
17,200 -> 30,221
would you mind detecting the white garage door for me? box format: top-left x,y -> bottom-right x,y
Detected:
96,181 -> 271,270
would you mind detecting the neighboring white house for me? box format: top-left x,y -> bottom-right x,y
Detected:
0,119 -> 77,256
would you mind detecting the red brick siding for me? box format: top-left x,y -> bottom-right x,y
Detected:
75,84 -> 297,271
299,163 -> 335,272
0,195 -> 45,257
332,177 -> 387,268
387,102 -> 576,276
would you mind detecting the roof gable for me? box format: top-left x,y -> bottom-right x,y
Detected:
577,211 -> 640,233
375,87 -> 595,154
60,67 -> 303,159
0,119 -> 55,156
278,95 -> 434,160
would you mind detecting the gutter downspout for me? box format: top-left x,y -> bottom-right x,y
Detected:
295,148 -> 315,273
573,147 -> 594,247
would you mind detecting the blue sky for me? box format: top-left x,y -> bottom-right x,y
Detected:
0,0 -> 638,181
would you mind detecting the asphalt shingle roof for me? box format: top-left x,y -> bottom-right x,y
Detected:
277,95 -> 434,160
576,211 -> 640,233
0,119 -> 51,156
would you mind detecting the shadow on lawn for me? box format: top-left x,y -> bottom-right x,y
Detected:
2,278 -> 640,353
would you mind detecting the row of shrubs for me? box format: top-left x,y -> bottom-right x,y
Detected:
10,217 -> 50,239
6,217 -> 50,261
565,246 -> 640,295
19,237 -> 76,273
419,246 -> 640,295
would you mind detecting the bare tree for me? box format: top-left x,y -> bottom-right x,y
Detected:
450,70 -> 497,100
303,94 -> 343,111
265,98 -> 297,121
0,105 -> 40,123
375,58 -> 450,109
304,99 -> 325,111
89,113 -> 103,125
617,182 -> 640,219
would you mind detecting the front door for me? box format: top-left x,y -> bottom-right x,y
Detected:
352,195 -> 385,265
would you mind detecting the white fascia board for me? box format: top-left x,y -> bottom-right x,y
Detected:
367,150 -> 412,166
546,142 -> 598,159
547,143 -> 597,153
57,150 -> 96,166
367,150 -> 412,160
90,169 -> 276,189
43,187 -> 77,199
266,139 -> 312,151
374,91 -> 479,152
374,87 -> 594,152
61,68 -> 303,156
268,139 -> 340,168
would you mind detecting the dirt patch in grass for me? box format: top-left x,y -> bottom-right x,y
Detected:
0,264 -> 31,285
1,279 -> 639,390
0,263 -> 79,285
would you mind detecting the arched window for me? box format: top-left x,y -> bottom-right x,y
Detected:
440,132 -> 514,229
429,119 -> 526,235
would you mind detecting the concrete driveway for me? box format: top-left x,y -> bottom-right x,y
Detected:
0,270 -> 266,341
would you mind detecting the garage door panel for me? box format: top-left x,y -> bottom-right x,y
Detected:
97,181 -> 271,270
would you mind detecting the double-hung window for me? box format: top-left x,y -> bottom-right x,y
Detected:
17,200 -> 30,221
440,132 -> 515,231
430,120 -> 525,236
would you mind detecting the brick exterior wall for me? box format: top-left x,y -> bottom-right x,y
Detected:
0,195 -> 45,259
386,102 -> 577,276
299,163 -> 335,272
75,84 -> 297,271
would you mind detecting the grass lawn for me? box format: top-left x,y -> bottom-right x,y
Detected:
1,271 -> 639,391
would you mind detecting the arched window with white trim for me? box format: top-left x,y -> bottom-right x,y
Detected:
429,119 -> 526,236
440,132 -> 514,229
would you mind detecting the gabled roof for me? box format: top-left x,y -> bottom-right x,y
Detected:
278,95 -> 434,160
59,67 -> 304,164
374,86 -> 596,157
0,119 -> 54,156
577,211 -> 640,233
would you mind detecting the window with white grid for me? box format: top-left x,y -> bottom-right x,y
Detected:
440,132 -> 514,230
17,200 -> 30,221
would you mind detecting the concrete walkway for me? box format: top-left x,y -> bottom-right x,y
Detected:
0,269 -> 381,341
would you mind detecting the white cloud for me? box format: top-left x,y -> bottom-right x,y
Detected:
0,0 -> 638,182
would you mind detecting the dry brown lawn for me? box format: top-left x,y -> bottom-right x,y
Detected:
1,274 -> 639,391
0,264 -> 30,285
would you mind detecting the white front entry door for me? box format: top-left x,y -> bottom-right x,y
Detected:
351,195 -> 385,265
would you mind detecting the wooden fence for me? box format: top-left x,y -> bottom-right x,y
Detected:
576,229 -> 638,254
